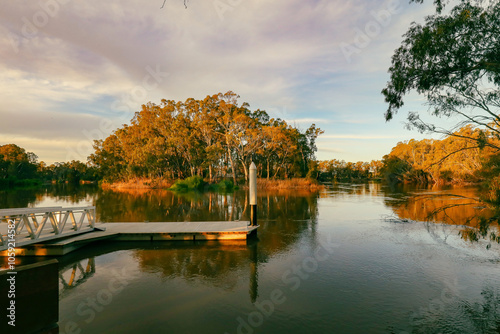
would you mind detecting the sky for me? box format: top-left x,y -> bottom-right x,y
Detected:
0,0 -> 448,164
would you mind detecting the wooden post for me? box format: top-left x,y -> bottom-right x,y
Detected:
249,162 -> 257,226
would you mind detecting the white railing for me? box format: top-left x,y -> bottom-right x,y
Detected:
0,206 -> 96,250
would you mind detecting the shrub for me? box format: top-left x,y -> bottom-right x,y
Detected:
169,176 -> 207,192
209,179 -> 237,192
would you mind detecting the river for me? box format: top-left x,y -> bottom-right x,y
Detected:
1,182 -> 499,333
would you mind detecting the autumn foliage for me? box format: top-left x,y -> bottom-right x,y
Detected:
380,125 -> 500,184
89,92 -> 323,184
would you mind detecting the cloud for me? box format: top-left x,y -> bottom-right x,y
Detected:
0,0 -> 437,163
320,134 -> 400,139
0,134 -> 93,163
286,118 -> 331,125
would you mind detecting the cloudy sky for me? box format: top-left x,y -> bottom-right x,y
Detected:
0,0 -> 446,164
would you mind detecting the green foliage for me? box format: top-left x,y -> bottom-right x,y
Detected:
0,144 -> 38,181
0,143 -> 100,188
383,1 -> 500,152
169,176 -> 207,192
38,160 -> 100,184
380,155 -> 413,184
459,216 -> 497,244
209,179 -> 237,192
0,177 -> 42,188
306,160 -> 319,180
0,144 -> 39,187
319,159 -> 382,181
478,153 -> 500,203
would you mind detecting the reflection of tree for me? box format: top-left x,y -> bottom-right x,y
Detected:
462,287 -> 500,333
104,188 -> 320,300
409,286 -> 500,333
133,243 -> 251,290
0,184 -> 98,209
44,183 -> 99,204
252,190 -> 319,260
383,185 -> 500,245
4,186 -> 320,302
96,188 -> 319,259
95,189 -> 250,223
319,181 -> 384,199
0,188 -> 38,208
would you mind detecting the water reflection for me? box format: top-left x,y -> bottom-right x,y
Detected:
0,184 -> 98,209
2,183 -> 500,333
1,185 -> 320,306
59,258 -> 96,298
95,188 -> 248,222
408,285 -> 500,333
382,184 -> 499,242
94,188 -> 319,264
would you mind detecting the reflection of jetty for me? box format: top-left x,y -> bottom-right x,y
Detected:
0,206 -> 258,256
59,257 -> 96,297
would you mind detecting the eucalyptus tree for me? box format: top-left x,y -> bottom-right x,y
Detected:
382,0 -> 500,150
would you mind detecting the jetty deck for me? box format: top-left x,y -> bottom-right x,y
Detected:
3,221 -> 258,256
1,206 -> 258,256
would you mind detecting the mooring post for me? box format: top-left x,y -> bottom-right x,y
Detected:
249,162 -> 257,227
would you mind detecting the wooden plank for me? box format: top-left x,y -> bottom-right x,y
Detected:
103,221 -> 253,234
0,227 -> 98,251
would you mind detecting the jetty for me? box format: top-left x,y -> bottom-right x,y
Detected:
0,206 -> 258,256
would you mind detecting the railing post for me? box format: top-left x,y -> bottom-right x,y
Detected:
249,162 -> 257,227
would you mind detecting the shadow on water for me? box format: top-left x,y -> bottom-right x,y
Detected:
54,240 -> 261,299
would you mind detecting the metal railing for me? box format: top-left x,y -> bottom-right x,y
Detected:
0,206 -> 96,250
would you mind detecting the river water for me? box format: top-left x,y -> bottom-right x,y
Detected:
1,182 -> 500,333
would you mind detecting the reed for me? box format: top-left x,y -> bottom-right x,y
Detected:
101,178 -> 174,189
255,178 -> 323,190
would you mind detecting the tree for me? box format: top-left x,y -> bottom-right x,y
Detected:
382,1 -> 500,150
0,144 -> 38,180
380,155 -> 413,184
383,1 -> 500,242
89,91 -> 322,184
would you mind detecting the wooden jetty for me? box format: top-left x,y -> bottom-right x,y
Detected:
0,207 -> 258,256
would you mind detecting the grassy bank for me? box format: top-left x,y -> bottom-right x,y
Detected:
101,178 -> 174,189
255,178 -> 324,190
101,177 -> 323,191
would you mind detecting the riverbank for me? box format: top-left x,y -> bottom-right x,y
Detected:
101,178 -> 174,189
255,178 -> 323,190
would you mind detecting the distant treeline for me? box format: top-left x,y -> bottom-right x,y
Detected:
89,91 -> 323,184
318,160 -> 383,181
4,96 -> 500,191
318,125 -> 500,186
0,144 -> 99,187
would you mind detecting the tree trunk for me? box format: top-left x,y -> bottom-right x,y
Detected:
267,159 -> 270,180
241,160 -> 249,181
273,166 -> 281,178
227,147 -> 237,185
